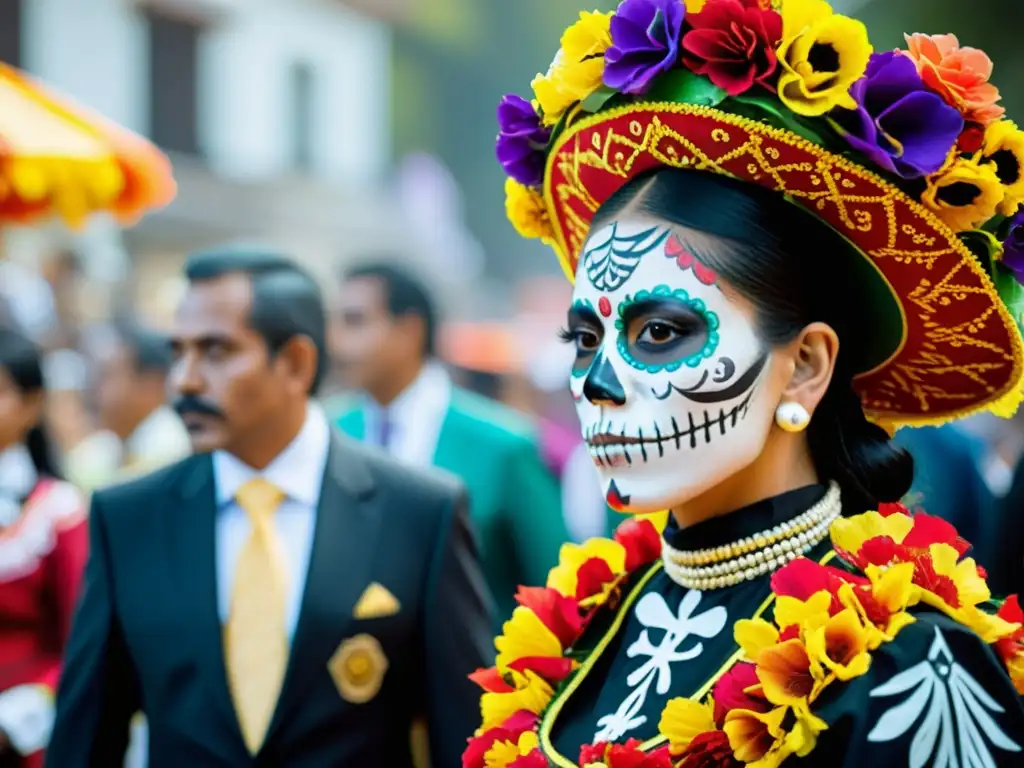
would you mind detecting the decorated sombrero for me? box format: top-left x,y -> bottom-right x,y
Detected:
496,0 -> 1024,430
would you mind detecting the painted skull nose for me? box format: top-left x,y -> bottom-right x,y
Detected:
584,351 -> 626,406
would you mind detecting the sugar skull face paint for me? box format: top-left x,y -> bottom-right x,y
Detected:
566,217 -> 782,514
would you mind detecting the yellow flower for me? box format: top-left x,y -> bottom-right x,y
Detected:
546,536 -> 626,598
483,731 -> 540,767
805,607 -> 873,682
776,0 -> 872,117
735,618 -> 780,660
480,669 -> 553,731
658,697 -> 716,756
494,606 -> 563,673
504,178 -> 555,242
531,11 -> 613,126
830,510 -> 913,559
921,156 -> 1004,232
774,591 -> 833,633
685,0 -> 708,10
837,563 -> 919,649
931,544 -> 990,606
976,119 -> 1024,215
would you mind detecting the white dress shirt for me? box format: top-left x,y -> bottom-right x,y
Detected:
363,362 -> 452,468
212,402 -> 331,639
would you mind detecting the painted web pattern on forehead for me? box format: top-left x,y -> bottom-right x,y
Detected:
584,224 -> 668,292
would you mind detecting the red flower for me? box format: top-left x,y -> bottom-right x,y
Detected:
615,517 -> 663,572
508,655 -> 576,682
681,0 -> 783,96
580,740 -> 673,768
958,122 -> 986,152
912,554 -> 961,607
576,557 -> 618,601
994,595 -> 1024,664
877,502 -> 911,517
469,667 -> 513,693
463,711 -> 538,768
903,513 -> 971,556
515,586 -> 585,647
770,558 -> 861,614
712,662 -> 770,723
678,730 -> 741,768
509,749 -> 548,768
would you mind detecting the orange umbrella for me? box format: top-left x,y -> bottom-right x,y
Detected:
0,64 -> 175,229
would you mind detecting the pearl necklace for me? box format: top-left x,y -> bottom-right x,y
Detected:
660,482 -> 842,591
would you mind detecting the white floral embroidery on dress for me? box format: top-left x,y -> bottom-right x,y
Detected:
867,626 -> 1021,768
593,589 -> 727,743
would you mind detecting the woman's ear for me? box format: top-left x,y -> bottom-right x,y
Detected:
781,322 -> 839,417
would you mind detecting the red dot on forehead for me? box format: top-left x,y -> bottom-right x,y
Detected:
598,296 -> 612,317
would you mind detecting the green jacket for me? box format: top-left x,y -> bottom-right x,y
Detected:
330,388 -> 569,625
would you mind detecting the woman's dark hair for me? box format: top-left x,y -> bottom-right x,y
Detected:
593,168 -> 913,513
0,326 -> 62,480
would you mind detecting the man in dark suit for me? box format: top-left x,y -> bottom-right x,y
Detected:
47,248 -> 493,767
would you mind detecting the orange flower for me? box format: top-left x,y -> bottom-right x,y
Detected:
658,697 -> 717,756
755,639 -> 815,706
722,705 -> 788,764
902,34 -> 1004,125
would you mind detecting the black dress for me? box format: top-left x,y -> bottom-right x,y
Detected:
540,486 -> 1024,767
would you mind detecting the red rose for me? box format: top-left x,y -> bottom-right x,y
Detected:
678,730 -> 741,768
958,123 -> 986,153
681,0 -> 783,96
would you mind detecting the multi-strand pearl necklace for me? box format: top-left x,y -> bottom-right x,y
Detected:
660,482 -> 842,591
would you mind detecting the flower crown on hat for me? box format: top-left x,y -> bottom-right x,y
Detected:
496,0 -> 1024,291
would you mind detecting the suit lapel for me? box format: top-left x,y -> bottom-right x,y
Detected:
266,432 -> 382,740
167,455 -> 246,747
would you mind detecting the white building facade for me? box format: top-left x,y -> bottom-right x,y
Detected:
4,0 -> 398,322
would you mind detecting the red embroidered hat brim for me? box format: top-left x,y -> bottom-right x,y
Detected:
543,101 -> 1024,430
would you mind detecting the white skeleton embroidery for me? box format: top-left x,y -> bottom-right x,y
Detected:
867,627 -> 1021,767
593,590 -> 728,742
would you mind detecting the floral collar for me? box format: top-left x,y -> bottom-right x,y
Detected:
463,504 -> 1024,767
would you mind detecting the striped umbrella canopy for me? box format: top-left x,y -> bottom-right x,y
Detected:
0,64 -> 175,229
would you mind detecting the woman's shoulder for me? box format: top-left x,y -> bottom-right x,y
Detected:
463,504 -> 1024,767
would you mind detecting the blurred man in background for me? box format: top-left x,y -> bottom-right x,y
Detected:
64,322 -> 190,493
331,261 -> 568,625
49,248 -> 491,768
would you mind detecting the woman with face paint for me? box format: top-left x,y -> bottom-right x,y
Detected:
467,2 -> 1024,766
0,327 -> 88,767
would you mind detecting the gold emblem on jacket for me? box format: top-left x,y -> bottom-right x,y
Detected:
328,633 -> 388,704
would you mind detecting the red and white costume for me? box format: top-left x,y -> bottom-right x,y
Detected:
0,447 -> 87,768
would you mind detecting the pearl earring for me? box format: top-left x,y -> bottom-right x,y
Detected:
775,402 -> 810,432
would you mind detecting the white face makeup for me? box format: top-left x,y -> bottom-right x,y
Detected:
566,217 -> 780,514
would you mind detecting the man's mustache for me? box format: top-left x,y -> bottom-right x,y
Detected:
173,395 -> 225,420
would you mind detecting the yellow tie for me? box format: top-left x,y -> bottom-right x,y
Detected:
225,478 -> 289,754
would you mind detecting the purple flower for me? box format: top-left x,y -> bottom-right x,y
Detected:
832,51 -> 963,179
1003,207 -> 1024,281
603,0 -> 686,95
496,94 -> 551,187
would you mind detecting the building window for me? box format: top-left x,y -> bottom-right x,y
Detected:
146,7 -> 202,155
290,62 -> 315,171
0,0 -> 23,68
